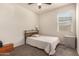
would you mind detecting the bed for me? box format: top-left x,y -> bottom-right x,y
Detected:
26,34 -> 60,55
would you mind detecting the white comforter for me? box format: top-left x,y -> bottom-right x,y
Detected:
26,35 -> 60,55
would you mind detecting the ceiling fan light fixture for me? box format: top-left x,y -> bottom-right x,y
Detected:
38,5 -> 41,9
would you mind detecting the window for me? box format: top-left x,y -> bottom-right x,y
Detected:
57,12 -> 72,32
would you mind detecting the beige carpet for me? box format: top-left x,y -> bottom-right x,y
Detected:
0,44 -> 78,56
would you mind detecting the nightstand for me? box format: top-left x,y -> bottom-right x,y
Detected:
63,35 -> 76,49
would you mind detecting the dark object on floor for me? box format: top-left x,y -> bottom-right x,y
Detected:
0,41 -> 3,47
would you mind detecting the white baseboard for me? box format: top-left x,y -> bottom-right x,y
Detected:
77,49 -> 79,55
14,40 -> 24,47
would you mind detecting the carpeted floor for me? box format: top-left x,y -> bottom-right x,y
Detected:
0,44 -> 78,56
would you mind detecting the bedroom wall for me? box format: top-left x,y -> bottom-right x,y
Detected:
0,3 -> 39,47
76,3 -> 79,55
39,4 -> 76,43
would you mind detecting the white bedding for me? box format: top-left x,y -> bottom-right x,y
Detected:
26,35 -> 60,55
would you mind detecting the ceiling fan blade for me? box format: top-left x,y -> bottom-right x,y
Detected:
28,3 -> 34,5
44,3 -> 52,5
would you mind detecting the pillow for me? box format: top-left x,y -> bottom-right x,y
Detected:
32,34 -> 40,37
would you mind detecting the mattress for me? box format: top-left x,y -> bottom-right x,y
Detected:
26,35 -> 60,55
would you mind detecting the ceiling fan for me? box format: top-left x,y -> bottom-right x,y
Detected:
28,3 -> 52,9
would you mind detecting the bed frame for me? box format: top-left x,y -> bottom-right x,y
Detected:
24,29 -> 39,45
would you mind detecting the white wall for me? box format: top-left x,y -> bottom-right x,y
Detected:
76,4 -> 79,55
0,4 -> 39,47
39,4 -> 76,42
0,3 -> 76,48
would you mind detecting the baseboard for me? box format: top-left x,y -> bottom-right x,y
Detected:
14,40 -> 24,48
77,49 -> 79,55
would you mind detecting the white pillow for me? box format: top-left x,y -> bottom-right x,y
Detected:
32,34 -> 40,37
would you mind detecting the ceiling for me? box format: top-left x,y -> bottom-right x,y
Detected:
18,3 -> 72,14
